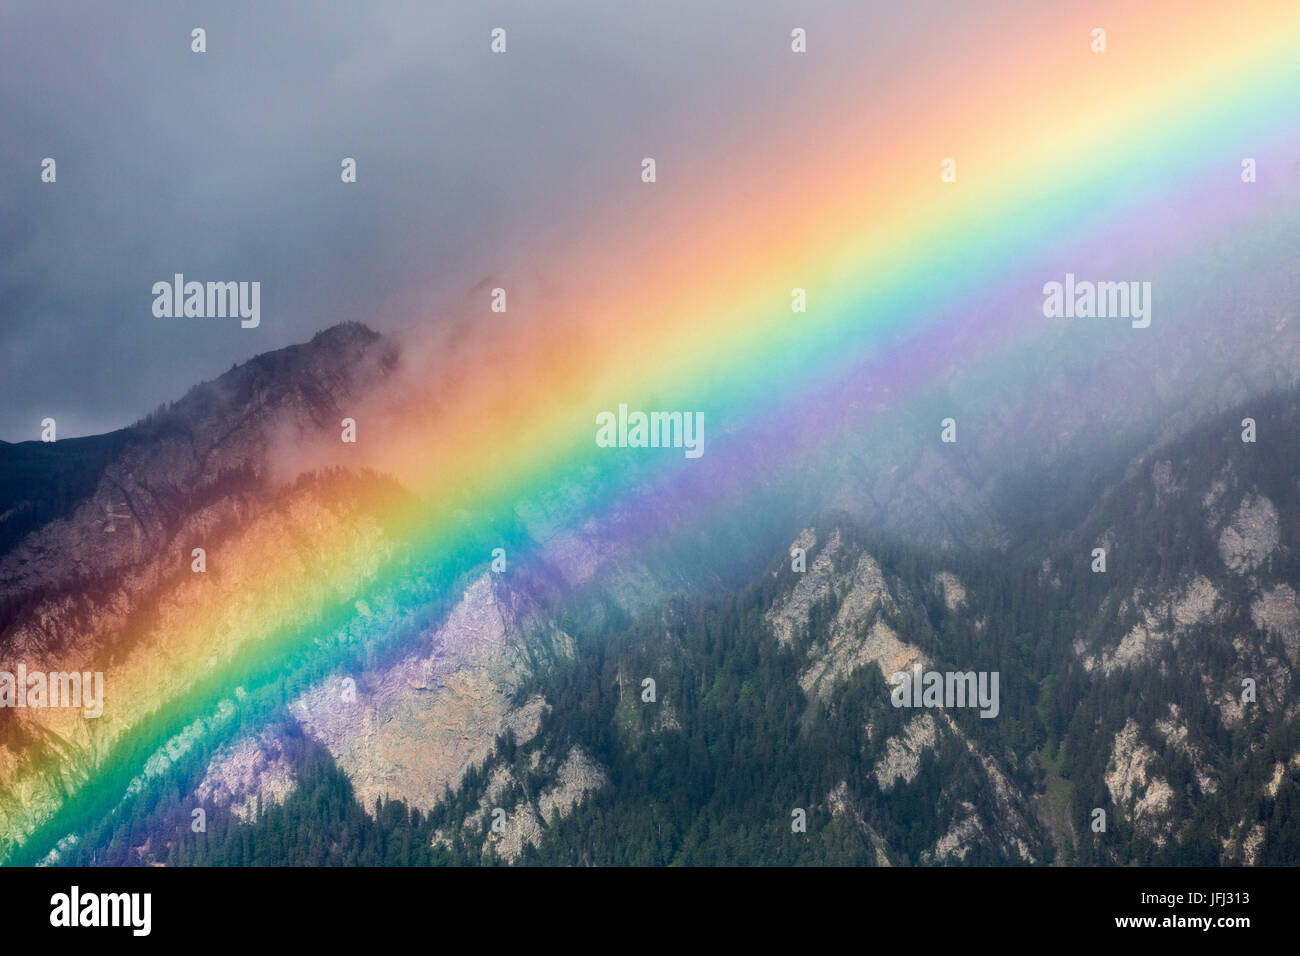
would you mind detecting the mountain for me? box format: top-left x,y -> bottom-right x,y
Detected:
148,389 -> 1300,867
0,323 -> 405,859
2,323 -> 1298,866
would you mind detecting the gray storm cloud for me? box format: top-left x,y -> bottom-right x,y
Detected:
0,0 -> 916,441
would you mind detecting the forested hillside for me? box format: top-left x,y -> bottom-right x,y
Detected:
43,388 -> 1300,866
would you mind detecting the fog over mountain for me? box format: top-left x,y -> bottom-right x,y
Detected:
2,0 -> 920,439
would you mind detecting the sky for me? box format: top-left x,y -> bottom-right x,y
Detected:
0,0 -> 936,440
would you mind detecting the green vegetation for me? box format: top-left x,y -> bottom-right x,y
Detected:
20,389 -> 1300,866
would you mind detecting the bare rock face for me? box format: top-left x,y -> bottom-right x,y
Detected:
766,528 -> 841,646
487,803 -> 547,863
290,573 -> 562,813
197,729 -> 300,822
931,802 -> 982,863
801,616 -> 922,703
874,714 -> 938,790
1100,576 -> 1222,673
440,744 -> 607,863
1106,719 -> 1174,842
932,571 -> 967,612
1106,719 -> 1154,805
1264,755 -> 1300,801
536,747 -> 606,825
768,529 -> 927,701
1242,825 -> 1266,865
1251,584 -> 1300,664
1218,493 -> 1280,574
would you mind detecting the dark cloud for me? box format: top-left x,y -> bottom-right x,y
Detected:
0,0 -> 916,439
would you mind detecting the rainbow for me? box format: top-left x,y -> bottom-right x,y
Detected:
4,0 -> 1300,862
